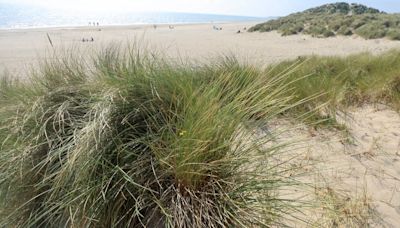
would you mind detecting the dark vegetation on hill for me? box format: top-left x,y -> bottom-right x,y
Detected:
249,2 -> 400,40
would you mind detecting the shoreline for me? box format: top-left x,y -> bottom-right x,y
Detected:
0,20 -> 266,32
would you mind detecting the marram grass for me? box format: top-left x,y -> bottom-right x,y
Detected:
2,44 -> 400,227
265,50 -> 400,127
0,46 -> 303,227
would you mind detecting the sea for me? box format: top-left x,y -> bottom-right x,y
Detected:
0,3 -> 267,29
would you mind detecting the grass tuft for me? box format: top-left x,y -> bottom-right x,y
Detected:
0,46 -> 303,227
2,43 -> 400,227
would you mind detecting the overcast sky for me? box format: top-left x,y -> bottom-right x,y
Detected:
1,0 -> 399,17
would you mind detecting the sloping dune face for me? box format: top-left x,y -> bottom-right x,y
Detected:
268,105 -> 400,226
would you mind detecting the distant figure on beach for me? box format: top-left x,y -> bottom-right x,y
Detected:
237,30 -> 241,34
81,37 -> 94,42
169,25 -> 174,29
97,22 -> 99,26
88,22 -> 91,26
213,25 -> 222,31
153,25 -> 157,29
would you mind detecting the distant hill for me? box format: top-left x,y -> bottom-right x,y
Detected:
249,2 -> 400,40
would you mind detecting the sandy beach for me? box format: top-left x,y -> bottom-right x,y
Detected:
2,22 -> 400,76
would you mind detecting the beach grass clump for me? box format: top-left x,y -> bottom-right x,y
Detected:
0,46 -> 302,227
281,27 -> 299,36
265,50 -> 400,123
386,29 -> 400,40
280,23 -> 304,36
312,185 -> 376,227
2,43 -> 400,227
355,23 -> 387,39
351,18 -> 368,29
322,30 -> 335,38
306,26 -> 329,38
337,26 -> 353,36
328,19 -> 342,32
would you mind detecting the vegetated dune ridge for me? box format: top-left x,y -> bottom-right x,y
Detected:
250,2 -> 400,40
0,43 -> 400,227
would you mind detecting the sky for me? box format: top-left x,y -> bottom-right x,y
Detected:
1,0 -> 399,17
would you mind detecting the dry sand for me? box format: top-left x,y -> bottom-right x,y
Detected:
1,22 -> 400,75
265,105 -> 400,227
1,22 -> 400,226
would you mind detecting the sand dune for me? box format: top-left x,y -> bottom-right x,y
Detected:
1,22 -> 400,226
267,105 -> 400,226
